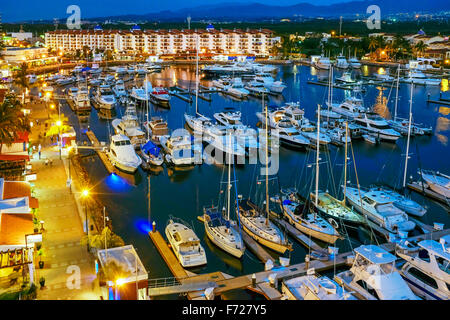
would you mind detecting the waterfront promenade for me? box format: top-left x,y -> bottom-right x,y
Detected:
27,100 -> 101,300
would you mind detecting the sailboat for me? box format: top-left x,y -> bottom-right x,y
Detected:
184,35 -> 213,134
310,122 -> 367,227
375,83 -> 427,217
203,133 -> 245,259
238,103 -> 292,254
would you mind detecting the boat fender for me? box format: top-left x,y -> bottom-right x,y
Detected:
328,218 -> 339,229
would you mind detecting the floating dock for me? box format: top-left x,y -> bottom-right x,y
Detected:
427,99 -> 450,106
85,130 -> 118,175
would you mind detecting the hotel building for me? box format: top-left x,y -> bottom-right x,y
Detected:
44,24 -> 275,56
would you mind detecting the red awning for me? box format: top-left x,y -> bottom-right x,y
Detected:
0,154 -> 30,161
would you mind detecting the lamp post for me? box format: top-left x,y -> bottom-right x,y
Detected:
56,119 -> 62,159
81,189 -> 90,252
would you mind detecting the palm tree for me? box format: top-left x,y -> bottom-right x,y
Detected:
414,41 -> 428,58
13,63 -> 30,98
368,37 -> 378,54
0,94 -> 31,153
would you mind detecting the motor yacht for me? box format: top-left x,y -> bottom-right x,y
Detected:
344,186 -> 416,234
349,57 -> 361,68
203,125 -> 247,160
113,80 -> 127,98
143,117 -> 170,145
396,239 -> 450,300
328,96 -> 366,119
336,71 -> 356,84
184,113 -> 213,134
111,105 -> 146,148
160,133 -> 201,166
148,84 -> 171,107
354,113 -> 401,142
213,109 -> 242,126
252,74 -> 286,94
139,140 -> 164,167
314,57 -> 332,70
282,271 -> 358,300
225,78 -> 249,99
211,76 -> 232,90
334,245 -> 419,300
165,218 -> 207,268
130,86 -> 148,104
93,85 -> 116,109
74,86 -> 91,112
335,55 -> 349,69
367,187 -> 426,217
108,134 -> 142,173
245,81 -> 270,97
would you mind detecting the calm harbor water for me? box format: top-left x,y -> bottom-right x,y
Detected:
58,64 -> 449,296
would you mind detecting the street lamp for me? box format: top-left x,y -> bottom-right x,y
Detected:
81,189 -> 90,252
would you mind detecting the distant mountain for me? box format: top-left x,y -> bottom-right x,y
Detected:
94,0 -> 450,21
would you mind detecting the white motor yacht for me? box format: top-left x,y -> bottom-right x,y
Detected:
94,85 -> 116,109
225,78 -> 249,99
113,80 -> 127,98
396,239 -> 450,300
354,113 -> 401,142
111,105 -> 146,147
130,87 -> 148,104
160,133 -> 201,166
203,125 -> 247,159
211,76 -> 232,90
367,187 -> 426,217
108,134 -> 142,173
184,113 -> 213,134
165,218 -> 207,268
74,86 -> 91,112
336,71 -> 356,84
148,84 -> 171,107
349,57 -> 361,68
334,245 -> 419,300
328,96 -> 366,119
245,81 -> 270,97
335,55 -> 349,69
314,57 -> 332,70
419,170 -> 450,198
344,186 -> 416,233
282,270 -> 358,300
213,109 -> 242,126
252,74 -> 286,94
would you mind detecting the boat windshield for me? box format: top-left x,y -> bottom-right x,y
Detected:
435,256 -> 450,275
114,140 -> 131,146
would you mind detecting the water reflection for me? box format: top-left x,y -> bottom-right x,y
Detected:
435,116 -> 450,146
441,78 -> 449,92
372,86 -> 391,119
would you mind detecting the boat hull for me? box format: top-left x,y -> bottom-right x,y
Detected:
284,211 -> 340,244
204,221 -> 244,259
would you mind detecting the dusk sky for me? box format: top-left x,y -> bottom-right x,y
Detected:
1,0 -> 348,22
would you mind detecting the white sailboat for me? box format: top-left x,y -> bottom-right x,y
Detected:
203,133 -> 245,259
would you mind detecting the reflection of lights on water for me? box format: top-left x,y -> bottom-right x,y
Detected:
104,173 -> 133,192
439,106 -> 450,116
441,79 -> 449,92
362,65 -> 369,77
135,219 -> 152,234
377,67 -> 385,75
435,133 -> 448,146
310,67 -> 317,76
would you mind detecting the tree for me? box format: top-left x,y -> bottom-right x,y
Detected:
0,94 -> 31,153
81,226 -> 125,250
13,62 -> 30,93
414,41 -> 428,58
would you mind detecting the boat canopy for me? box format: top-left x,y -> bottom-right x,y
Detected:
354,245 -> 396,265
418,240 -> 450,261
141,140 -> 160,157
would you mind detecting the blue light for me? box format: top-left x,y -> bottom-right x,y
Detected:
136,219 -> 152,234
104,173 -> 133,193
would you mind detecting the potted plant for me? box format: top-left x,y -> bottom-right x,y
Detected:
37,248 -> 44,269
39,277 -> 45,289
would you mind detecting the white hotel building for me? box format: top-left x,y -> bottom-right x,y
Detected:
44,24 -> 275,56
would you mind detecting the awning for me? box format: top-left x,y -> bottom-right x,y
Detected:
0,154 -> 30,161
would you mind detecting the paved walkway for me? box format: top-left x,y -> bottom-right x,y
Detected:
26,98 -> 101,300
31,149 -> 101,300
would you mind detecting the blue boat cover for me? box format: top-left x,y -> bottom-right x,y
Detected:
81,67 -> 91,72
282,199 -> 292,205
142,140 -> 160,156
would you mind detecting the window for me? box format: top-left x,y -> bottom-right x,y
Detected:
435,256 -> 450,275
362,196 -> 375,205
356,279 -> 380,300
408,267 -> 438,289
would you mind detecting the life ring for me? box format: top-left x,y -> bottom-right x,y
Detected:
328,218 -> 339,229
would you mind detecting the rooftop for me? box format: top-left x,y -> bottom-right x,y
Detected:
354,245 -> 396,264
0,213 -> 34,246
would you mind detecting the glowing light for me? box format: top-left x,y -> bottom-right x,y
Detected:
56,120 -> 62,127
136,220 -> 152,234
116,278 -> 126,286
81,189 -> 90,198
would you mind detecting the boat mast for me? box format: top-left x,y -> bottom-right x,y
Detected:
403,83 -> 414,188
264,93 -> 269,226
394,64 -> 400,122
227,131 -> 231,222
315,103 -> 321,218
195,34 -> 199,116
147,174 -> 151,225
344,121 -> 348,203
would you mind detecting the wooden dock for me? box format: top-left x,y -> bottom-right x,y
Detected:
85,130 -> 118,175
427,99 -> 450,106
407,181 -> 450,208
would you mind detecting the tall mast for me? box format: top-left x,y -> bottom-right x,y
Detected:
227,131 -> 231,222
344,121 -> 348,203
264,93 -> 269,226
147,174 -> 151,225
195,34 -> 199,115
315,103 -> 321,217
394,64 -> 400,122
403,83 -> 414,188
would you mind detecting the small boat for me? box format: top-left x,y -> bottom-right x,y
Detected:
348,57 -> 361,69
184,113 -> 213,134
335,55 -> 349,69
213,109 -> 242,126
252,74 -> 286,94
165,218 -> 207,268
282,271 -> 358,300
396,239 -> 450,300
148,84 -> 171,107
245,81 -> 270,97
354,113 -> 401,142
129,87 -> 148,104
140,140 -> 164,166
362,133 -> 380,144
314,57 -> 332,70
113,80 -> 127,98
212,76 -> 232,90
336,71 -> 356,84
108,134 -> 142,173
335,245 -> 419,300
369,187 -> 426,217
74,85 -> 91,112
160,133 -> 201,166
419,170 -> 450,198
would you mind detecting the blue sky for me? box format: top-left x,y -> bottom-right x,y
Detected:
1,0 -> 348,22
